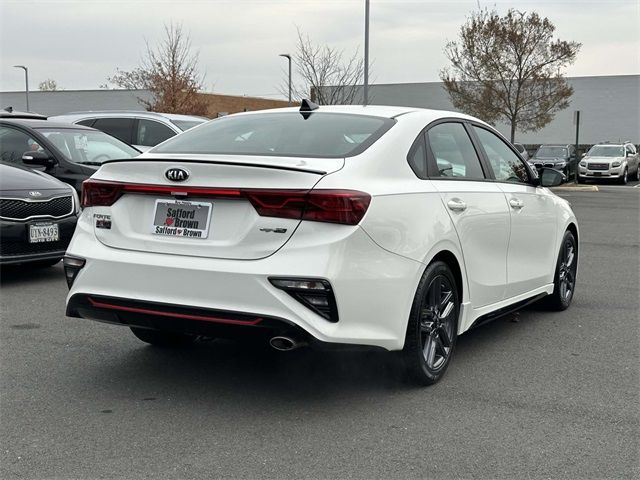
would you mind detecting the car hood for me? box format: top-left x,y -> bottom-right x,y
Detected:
0,163 -> 70,193
532,157 -> 566,161
584,156 -> 623,162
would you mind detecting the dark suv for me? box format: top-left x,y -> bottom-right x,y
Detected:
529,144 -> 577,181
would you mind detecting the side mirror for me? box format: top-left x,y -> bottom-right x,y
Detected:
22,151 -> 56,169
539,167 -> 565,187
581,153 -> 586,158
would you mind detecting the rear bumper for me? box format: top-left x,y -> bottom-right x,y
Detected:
65,212 -> 424,350
0,215 -> 77,265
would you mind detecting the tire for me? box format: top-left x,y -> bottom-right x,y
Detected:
577,175 -> 586,184
618,168 -> 628,185
130,327 -> 195,347
631,167 -> 639,181
541,230 -> 578,311
401,261 -> 459,385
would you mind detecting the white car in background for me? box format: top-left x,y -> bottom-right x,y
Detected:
49,111 -> 207,152
578,142 -> 639,184
63,102 -> 579,385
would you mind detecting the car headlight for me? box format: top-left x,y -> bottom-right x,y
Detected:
579,161 -> 586,167
612,161 -> 621,167
555,161 -> 566,167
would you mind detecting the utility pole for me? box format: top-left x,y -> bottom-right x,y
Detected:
279,54 -> 292,106
13,65 -> 29,111
363,0 -> 370,106
574,110 -> 580,184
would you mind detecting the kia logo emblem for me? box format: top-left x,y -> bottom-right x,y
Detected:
165,168 -> 189,182
28,191 -> 42,197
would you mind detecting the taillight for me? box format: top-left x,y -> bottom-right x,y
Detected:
82,179 -> 124,207
303,190 -> 371,225
82,180 -> 370,225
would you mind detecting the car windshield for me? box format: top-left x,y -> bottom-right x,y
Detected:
536,146 -> 567,157
36,128 -> 139,165
587,145 -> 625,157
152,113 -> 395,158
170,119 -> 206,131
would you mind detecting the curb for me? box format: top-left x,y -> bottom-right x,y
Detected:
551,185 -> 599,192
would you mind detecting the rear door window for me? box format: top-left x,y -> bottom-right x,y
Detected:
426,122 -> 485,179
135,119 -> 176,147
92,118 -> 134,144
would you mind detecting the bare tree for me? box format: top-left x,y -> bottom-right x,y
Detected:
440,9 -> 581,142
38,79 -> 59,91
108,23 -> 209,116
282,29 -> 365,105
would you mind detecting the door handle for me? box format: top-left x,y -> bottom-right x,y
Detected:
447,199 -> 467,212
509,198 -> 524,209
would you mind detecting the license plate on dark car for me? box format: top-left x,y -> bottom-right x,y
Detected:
152,200 -> 212,239
29,223 -> 59,243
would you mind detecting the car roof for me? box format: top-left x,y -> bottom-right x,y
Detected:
51,110 -> 207,121
231,104 -> 481,123
0,118 -> 96,130
0,110 -> 48,120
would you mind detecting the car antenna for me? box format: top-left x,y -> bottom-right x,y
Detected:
299,98 -> 319,119
4,106 -> 13,113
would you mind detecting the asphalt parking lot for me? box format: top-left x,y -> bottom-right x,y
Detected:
1,185 -> 638,480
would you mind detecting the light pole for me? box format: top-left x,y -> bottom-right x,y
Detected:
363,0 -> 370,106
279,54 -> 292,106
13,65 -> 29,111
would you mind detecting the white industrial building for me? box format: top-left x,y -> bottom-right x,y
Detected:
1,74 -> 638,146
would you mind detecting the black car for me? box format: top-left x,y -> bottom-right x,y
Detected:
0,163 -> 79,266
529,144 -> 578,180
0,119 -> 140,192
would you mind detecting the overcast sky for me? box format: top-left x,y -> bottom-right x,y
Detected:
1,0 -> 638,99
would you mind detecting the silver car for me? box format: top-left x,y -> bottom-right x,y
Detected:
578,142 -> 639,184
49,111 -> 207,151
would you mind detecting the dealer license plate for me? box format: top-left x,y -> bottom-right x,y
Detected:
29,223 -> 59,243
152,199 -> 212,239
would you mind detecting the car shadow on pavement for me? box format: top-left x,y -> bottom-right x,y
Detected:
0,262 -> 64,286
71,307 -> 559,406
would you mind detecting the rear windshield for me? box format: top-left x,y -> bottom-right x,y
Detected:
152,112 -> 395,158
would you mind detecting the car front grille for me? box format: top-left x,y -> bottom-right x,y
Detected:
0,196 -> 73,220
588,163 -> 609,171
0,230 -> 73,257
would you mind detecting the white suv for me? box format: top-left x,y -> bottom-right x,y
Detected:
578,142 -> 639,184
49,111 -> 207,151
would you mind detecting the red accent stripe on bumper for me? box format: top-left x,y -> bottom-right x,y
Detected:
87,297 -> 263,326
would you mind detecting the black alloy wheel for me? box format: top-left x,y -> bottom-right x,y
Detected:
402,261 -> 459,385
543,230 -> 578,311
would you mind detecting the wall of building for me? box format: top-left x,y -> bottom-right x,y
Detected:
344,75 -> 640,145
0,89 -> 291,119
199,93 -> 292,118
0,89 -> 153,116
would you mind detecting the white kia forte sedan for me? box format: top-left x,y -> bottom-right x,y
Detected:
64,101 -> 579,385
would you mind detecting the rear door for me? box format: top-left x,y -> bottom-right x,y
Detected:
425,121 -> 510,308
89,155 -> 343,260
471,125 -> 558,298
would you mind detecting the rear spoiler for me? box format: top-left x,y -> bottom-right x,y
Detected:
100,158 -> 328,175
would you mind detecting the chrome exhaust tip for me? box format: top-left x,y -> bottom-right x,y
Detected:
269,336 -> 304,351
